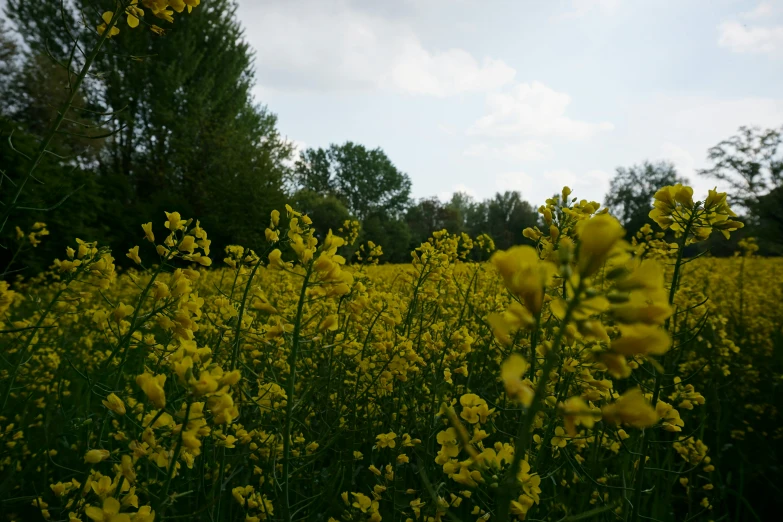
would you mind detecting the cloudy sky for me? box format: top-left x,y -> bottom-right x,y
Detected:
240,0 -> 781,205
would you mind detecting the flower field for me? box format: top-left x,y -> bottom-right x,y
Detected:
1,187 -> 781,522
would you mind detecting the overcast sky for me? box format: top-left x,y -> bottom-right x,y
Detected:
235,0 -> 783,206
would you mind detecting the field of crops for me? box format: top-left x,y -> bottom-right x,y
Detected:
1,187 -> 781,522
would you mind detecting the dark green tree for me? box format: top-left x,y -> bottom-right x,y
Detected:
360,211 -> 411,263
604,161 -> 687,235
699,126 -> 783,253
294,142 -> 412,220
3,0 -> 293,259
405,197 -> 461,249
698,126 -> 782,208
465,191 -> 537,250
292,189 -> 352,243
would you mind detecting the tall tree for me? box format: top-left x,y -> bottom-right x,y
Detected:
294,142 -> 412,220
604,161 -> 687,235
699,126 -> 783,253
483,191 -> 538,250
4,0 -> 293,256
698,126 -> 782,209
405,197 -> 461,248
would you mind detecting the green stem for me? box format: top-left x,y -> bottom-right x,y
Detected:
629,207 -> 697,522
159,399 -> 191,517
230,257 -> 264,371
282,265 -> 312,522
496,281 -> 583,522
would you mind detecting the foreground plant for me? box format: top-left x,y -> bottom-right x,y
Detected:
1,186 -> 776,522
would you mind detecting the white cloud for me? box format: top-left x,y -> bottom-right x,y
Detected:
468,82 -> 614,139
438,183 -> 477,202
391,47 -> 516,96
495,171 -> 535,193
741,2 -> 777,20
544,168 -> 609,191
543,169 -> 580,187
718,3 -> 783,55
437,123 -> 459,136
659,142 -> 696,180
718,21 -> 783,54
238,0 -> 515,95
562,0 -> 622,18
464,140 -> 551,162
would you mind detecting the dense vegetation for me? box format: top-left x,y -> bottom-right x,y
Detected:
0,2 -> 781,522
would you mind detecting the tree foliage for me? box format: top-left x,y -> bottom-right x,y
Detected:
294,142 -> 412,220
1,0 -> 293,271
698,126 -> 782,208
604,161 -> 688,235
699,126 -> 783,253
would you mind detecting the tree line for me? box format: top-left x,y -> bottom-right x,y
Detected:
1,0 -> 781,275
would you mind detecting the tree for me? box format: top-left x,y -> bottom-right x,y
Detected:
294,142 -> 412,220
361,211 -> 411,263
698,126 -> 782,209
486,191 -> 538,249
292,189 -> 352,243
604,161 -> 688,235
405,197 -> 462,249
3,0 -> 293,258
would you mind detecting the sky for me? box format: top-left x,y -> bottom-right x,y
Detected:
235,0 -> 783,207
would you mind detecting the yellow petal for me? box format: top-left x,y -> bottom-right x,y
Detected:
103,497 -> 121,515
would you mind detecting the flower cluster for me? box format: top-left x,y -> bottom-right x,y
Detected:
98,0 -> 201,38
3,186 -> 778,522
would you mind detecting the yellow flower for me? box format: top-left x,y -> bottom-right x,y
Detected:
265,227 -> 279,242
602,388 -> 659,429
656,401 -> 685,432
97,12 -> 120,38
501,354 -> 533,406
351,492 -> 377,513
84,449 -> 110,464
561,396 -> 597,436
268,249 -> 286,270
101,393 -> 126,415
576,213 -> 625,276
85,497 -> 130,522
375,432 -> 397,449
550,426 -> 567,448
112,303 -> 134,323
126,246 -> 142,265
491,245 -> 555,315
611,323 -> 671,356
126,1 -> 144,28
318,314 -> 339,332
164,211 -> 184,231
135,372 -> 166,408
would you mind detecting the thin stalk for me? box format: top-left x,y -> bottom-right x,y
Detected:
230,257 -> 264,371
159,399 -> 192,517
496,280 -> 583,522
629,206 -> 697,522
282,265 -> 312,522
